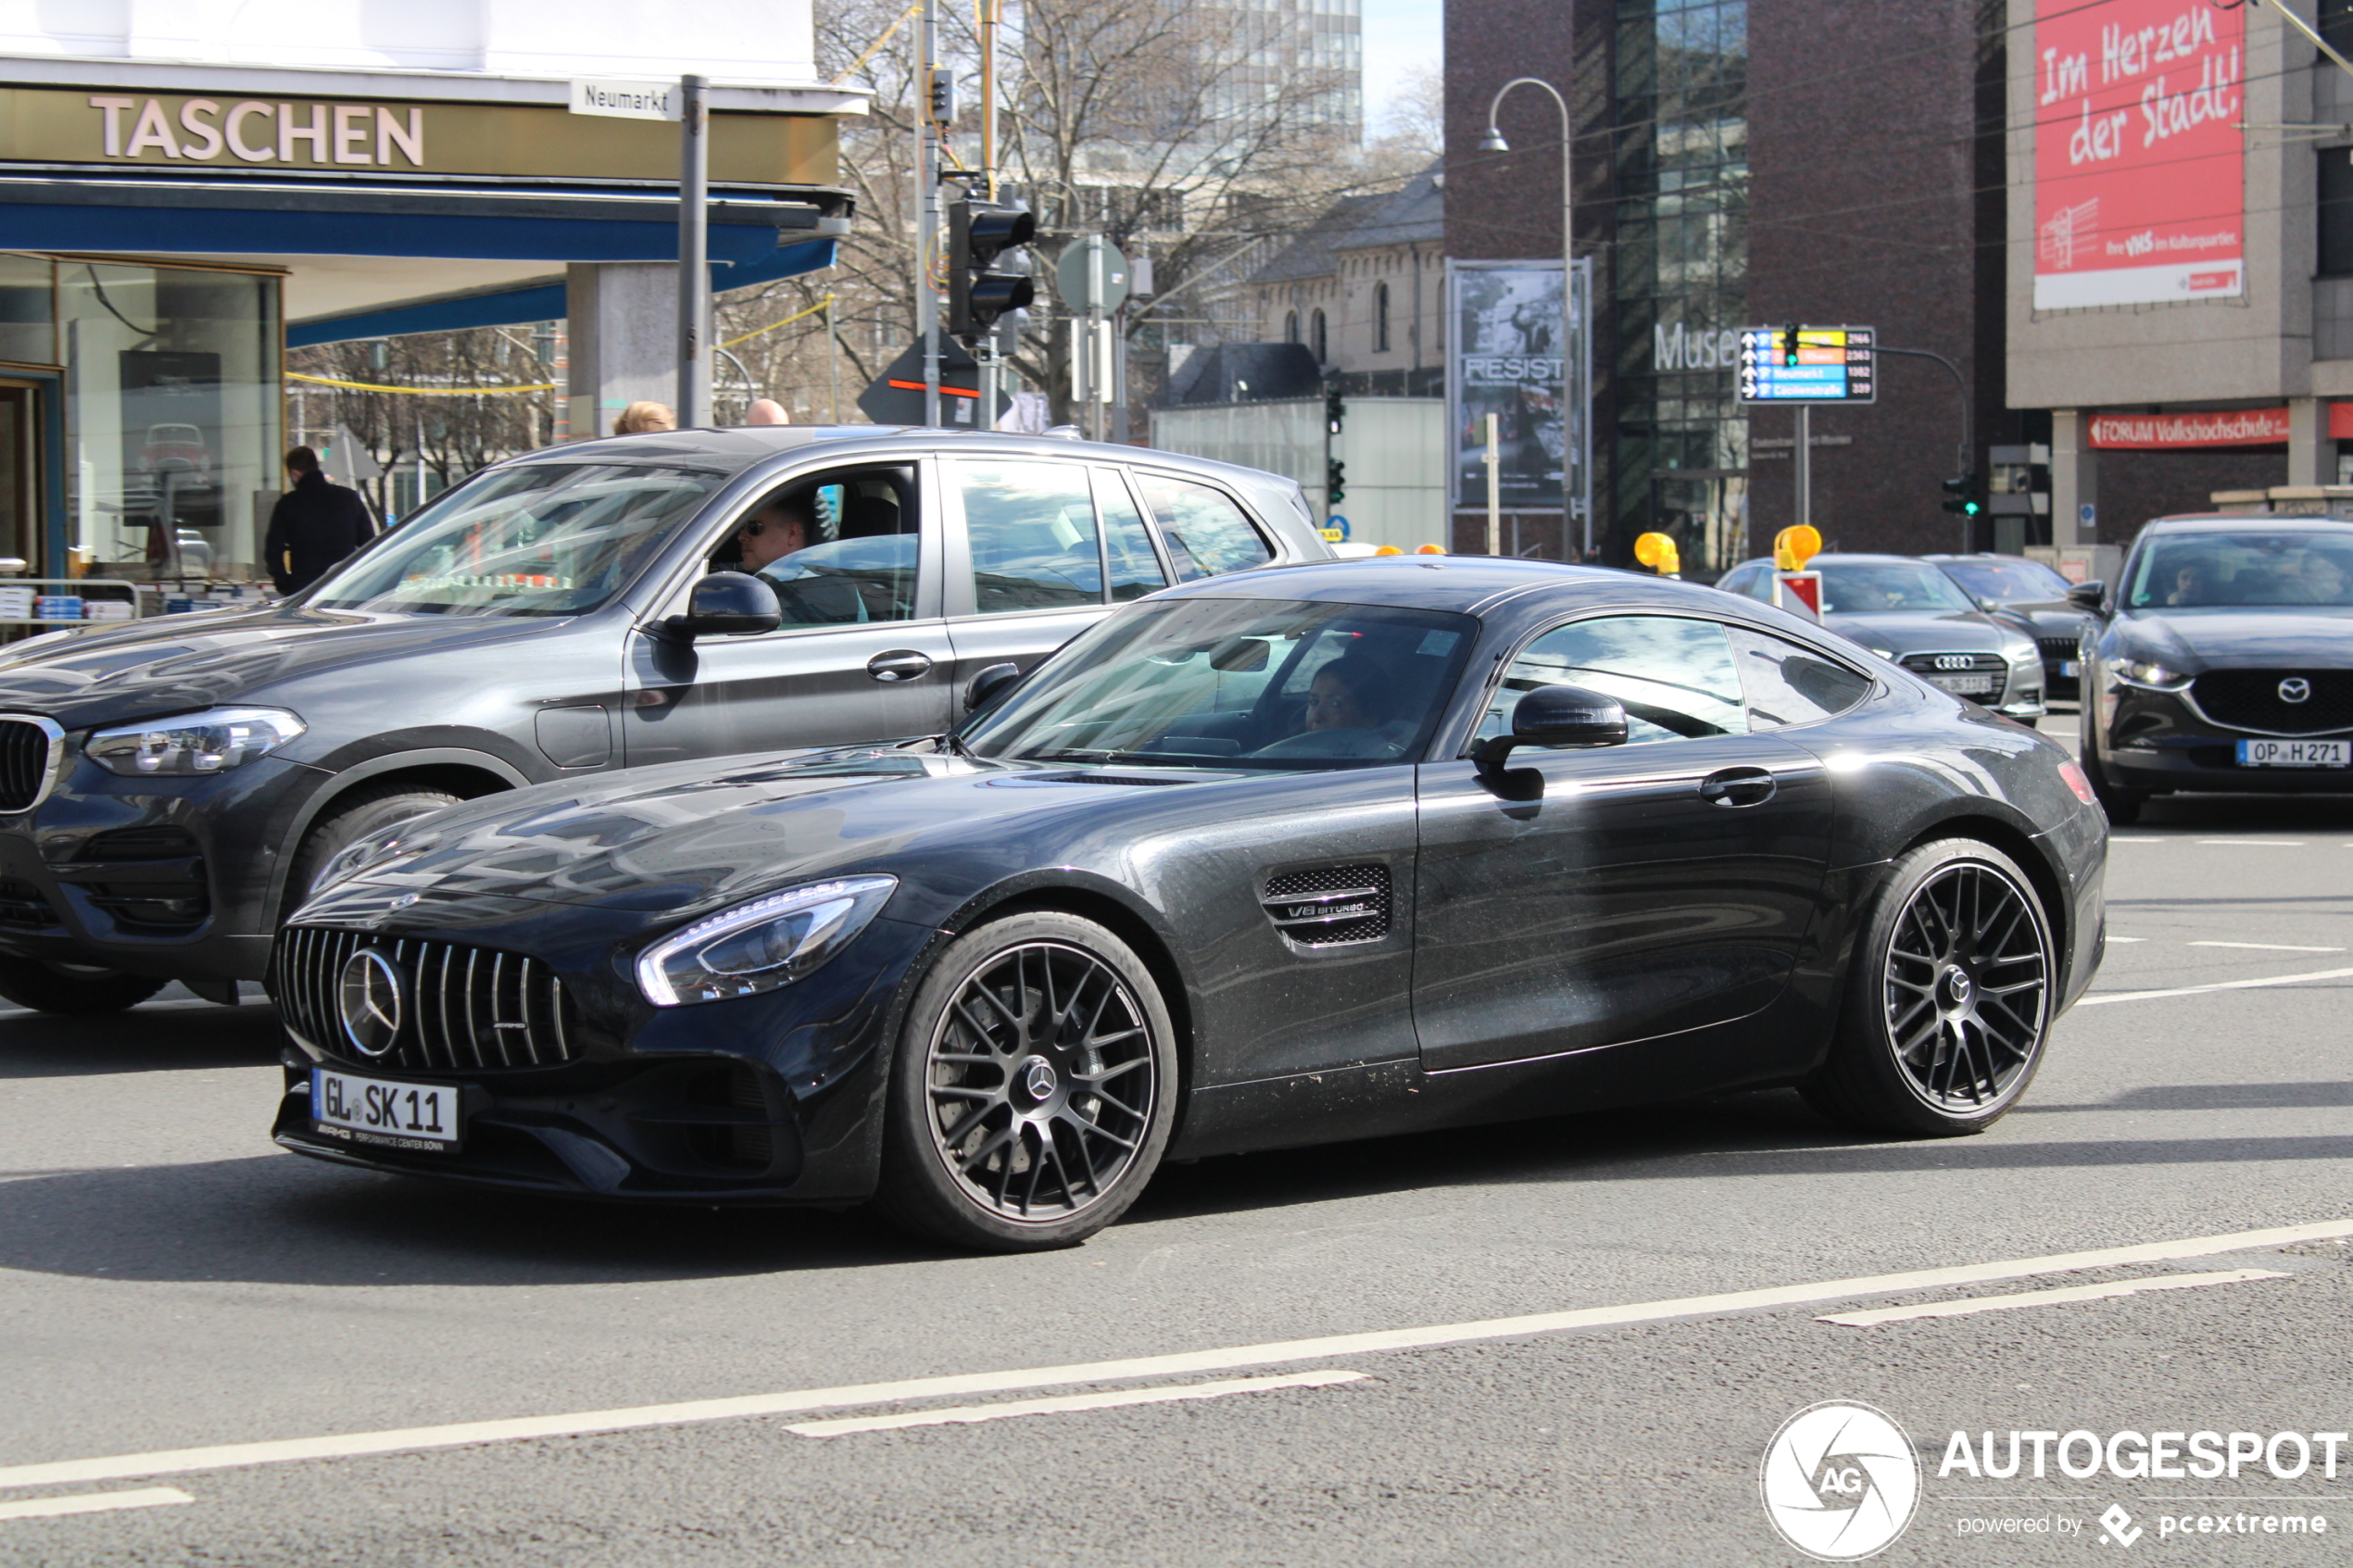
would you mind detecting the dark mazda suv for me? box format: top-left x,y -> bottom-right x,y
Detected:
0,426 -> 1326,1011
2077,515 -> 2353,822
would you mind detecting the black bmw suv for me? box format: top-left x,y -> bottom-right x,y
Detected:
0,426 -> 1326,1011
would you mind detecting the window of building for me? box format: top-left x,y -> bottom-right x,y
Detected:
1285,309 -> 1300,344
1375,282 -> 1391,352
1311,307 -> 1328,363
2322,149 -> 2353,278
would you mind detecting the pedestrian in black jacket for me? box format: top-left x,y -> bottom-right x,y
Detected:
264,446 -> 376,596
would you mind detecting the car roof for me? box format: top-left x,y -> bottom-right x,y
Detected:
1151,557 -> 1750,618
503,425 -> 1291,489
2139,513 -> 2353,533
1728,553 -> 1942,569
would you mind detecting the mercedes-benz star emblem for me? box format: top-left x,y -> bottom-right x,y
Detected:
2280,677 -> 2313,705
337,948 -> 404,1058
1023,1056 -> 1058,1099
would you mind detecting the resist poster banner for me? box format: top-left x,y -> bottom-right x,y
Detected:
2032,0 -> 2245,310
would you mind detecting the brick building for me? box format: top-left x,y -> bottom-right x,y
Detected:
1444,0 -> 2020,572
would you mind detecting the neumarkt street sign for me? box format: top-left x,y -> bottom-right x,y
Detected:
1736,324 -> 1878,405
568,80 -> 682,121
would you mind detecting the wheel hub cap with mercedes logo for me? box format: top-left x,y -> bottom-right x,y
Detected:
337,948 -> 405,1057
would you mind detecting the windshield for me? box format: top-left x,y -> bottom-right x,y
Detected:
310,463 -> 726,617
1816,561 -> 1974,614
2124,531 -> 2353,608
963,596 -> 1478,770
1939,558 -> 2071,603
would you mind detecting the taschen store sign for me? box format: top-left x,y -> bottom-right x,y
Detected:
0,86 -> 834,185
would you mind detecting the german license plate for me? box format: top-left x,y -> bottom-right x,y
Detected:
2060,660 -> 2080,678
311,1067 -> 462,1152
1928,673 -> 1995,696
2236,739 -> 2349,768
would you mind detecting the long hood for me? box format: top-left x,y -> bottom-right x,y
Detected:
2116,606 -> 2353,670
0,608 -> 580,730
1821,609 -> 2017,653
303,746 -> 1221,923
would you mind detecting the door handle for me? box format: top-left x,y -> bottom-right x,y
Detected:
866,649 -> 934,683
1698,767 -> 1777,807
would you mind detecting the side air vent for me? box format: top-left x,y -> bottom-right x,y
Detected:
1262,864 -> 1390,947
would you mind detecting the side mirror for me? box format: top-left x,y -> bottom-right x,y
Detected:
963,660 -> 1023,715
2066,580 -> 2107,611
1475,684 -> 1629,780
666,571 -> 781,639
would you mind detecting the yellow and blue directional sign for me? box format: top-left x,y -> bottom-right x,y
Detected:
1735,325 -> 1877,405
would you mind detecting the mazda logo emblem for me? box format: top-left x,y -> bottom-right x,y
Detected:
337,948 -> 404,1058
2280,677 -> 2313,705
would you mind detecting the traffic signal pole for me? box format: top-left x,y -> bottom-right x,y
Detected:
676,75 -> 710,429
918,0 -> 941,427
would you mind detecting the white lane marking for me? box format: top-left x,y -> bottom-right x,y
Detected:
1817,1268 -> 2289,1328
2189,941 -> 2345,953
2108,936 -> 2146,944
2077,965 -> 2353,1008
2108,836 -> 2167,843
786,1370 -> 1365,1437
2,1217 -> 2350,1492
0,1487 -> 192,1522
2198,839 -> 2305,847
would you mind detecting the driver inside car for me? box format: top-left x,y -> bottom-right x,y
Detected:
733,493 -> 870,624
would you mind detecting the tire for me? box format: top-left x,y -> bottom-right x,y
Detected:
0,954 -> 168,1014
285,783 -> 462,911
1803,838 -> 2057,1138
875,911 -> 1178,1251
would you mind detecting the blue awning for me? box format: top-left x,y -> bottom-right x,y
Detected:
286,237 -> 837,345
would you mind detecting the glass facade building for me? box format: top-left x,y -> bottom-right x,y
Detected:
1607,0 -> 1749,575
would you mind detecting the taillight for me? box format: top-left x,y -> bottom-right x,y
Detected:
2057,760 -> 2096,805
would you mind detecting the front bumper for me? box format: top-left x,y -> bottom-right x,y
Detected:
0,751 -> 327,981
270,908 -> 934,1204
2097,683 -> 2353,794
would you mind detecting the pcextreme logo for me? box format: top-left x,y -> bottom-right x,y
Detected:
1761,1401 -> 1923,1560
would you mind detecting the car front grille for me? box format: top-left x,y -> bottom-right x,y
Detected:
1263,864 -> 1390,947
2190,671 -> 2353,734
276,926 -> 578,1073
1898,651 -> 2009,704
2037,635 -> 2080,659
0,716 -> 62,813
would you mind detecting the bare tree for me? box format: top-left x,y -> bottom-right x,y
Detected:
287,329 -> 554,515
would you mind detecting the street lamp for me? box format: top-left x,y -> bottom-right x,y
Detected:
1479,77 -> 1581,558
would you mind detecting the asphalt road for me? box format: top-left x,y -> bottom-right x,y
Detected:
4,715 -> 2350,1565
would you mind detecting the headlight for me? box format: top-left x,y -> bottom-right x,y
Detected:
84,707 -> 307,776
2114,659 -> 2190,691
636,875 -> 897,1008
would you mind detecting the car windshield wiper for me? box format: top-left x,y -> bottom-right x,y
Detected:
1022,747 -> 1210,768
937,731 -> 978,760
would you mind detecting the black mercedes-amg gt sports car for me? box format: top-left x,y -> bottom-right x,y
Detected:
272,559 -> 2108,1250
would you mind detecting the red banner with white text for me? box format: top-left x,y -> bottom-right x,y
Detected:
2087,408 -> 2286,448
2033,0 -> 2245,310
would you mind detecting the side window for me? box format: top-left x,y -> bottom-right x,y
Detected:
1482,614 -> 1747,745
1728,626 -> 1873,731
956,458 -> 1104,614
1716,564 -> 1768,603
1094,469 -> 1167,602
1134,472 -> 1275,581
727,468 -> 920,626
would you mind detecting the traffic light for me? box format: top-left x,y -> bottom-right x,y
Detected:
1327,458 -> 1347,504
1325,385 -> 1346,433
1942,472 -> 1983,518
947,196 -> 1037,344
1778,324 -> 1800,367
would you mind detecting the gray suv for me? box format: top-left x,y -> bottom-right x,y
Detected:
0,427 -> 1327,1011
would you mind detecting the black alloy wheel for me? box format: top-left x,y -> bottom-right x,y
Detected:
1804,838 -> 2056,1137
878,911 -> 1176,1250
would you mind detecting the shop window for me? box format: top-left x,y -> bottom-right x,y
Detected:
0,257 -> 55,368
62,262 -> 281,581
